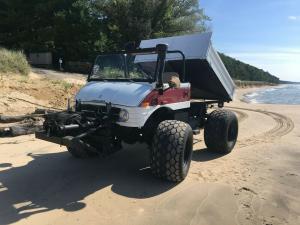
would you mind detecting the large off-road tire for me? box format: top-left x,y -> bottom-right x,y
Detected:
67,138 -> 97,158
150,120 -> 193,182
204,109 -> 238,154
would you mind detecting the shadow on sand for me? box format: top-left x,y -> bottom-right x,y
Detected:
0,143 -> 175,224
192,148 -> 224,162
0,143 -> 227,224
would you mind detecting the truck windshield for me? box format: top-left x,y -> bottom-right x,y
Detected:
90,53 -> 158,81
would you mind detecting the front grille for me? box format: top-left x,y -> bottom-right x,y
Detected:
78,104 -> 120,120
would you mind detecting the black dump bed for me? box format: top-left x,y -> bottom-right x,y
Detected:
139,32 -> 235,101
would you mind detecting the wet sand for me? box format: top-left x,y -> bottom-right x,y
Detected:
0,87 -> 299,225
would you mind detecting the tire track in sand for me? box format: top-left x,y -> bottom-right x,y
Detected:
226,106 -> 294,148
225,107 -> 294,224
231,109 -> 249,123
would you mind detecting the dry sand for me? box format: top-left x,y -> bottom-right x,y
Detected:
0,86 -> 299,225
0,70 -> 86,115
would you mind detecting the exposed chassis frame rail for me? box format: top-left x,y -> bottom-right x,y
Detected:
35,131 -> 73,146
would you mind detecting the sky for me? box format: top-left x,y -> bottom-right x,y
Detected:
200,0 -> 300,82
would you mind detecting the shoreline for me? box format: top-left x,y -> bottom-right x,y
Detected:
235,85 -> 272,103
236,84 -> 300,106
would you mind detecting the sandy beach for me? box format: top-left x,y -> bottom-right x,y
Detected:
0,87 -> 299,225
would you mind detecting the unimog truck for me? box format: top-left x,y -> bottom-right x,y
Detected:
36,32 -> 238,182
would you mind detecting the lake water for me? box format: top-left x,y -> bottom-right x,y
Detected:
244,84 -> 300,105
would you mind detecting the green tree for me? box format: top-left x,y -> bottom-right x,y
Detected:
53,0 -> 106,60
0,0 -> 209,60
0,0 -> 105,59
95,0 -> 210,49
0,0 -> 61,51
219,53 -> 280,84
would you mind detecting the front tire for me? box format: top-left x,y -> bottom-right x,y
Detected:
150,120 -> 193,182
204,109 -> 238,154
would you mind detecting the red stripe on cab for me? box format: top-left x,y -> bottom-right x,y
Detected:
140,87 -> 190,107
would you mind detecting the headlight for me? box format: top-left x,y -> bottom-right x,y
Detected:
119,109 -> 129,122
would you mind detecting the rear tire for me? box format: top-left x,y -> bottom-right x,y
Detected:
150,120 -> 193,182
204,109 -> 238,154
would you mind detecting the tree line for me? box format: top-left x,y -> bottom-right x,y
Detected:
219,53 -> 280,84
0,0 -> 279,83
0,0 -> 208,61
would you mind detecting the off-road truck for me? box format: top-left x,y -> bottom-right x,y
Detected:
36,32 -> 238,182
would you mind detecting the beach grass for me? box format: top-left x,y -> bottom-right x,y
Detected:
0,48 -> 30,76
